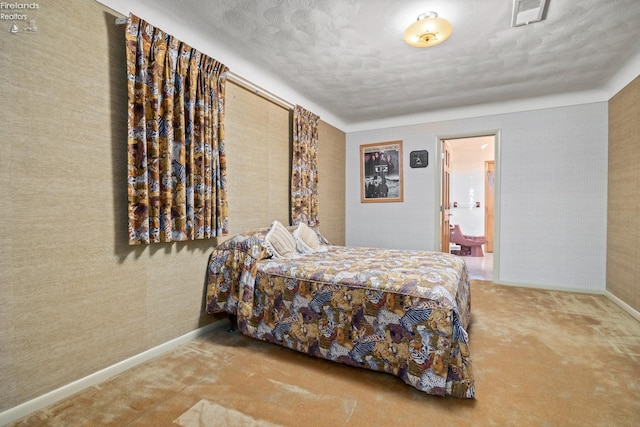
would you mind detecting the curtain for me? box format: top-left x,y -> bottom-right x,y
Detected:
291,105 -> 320,228
126,14 -> 229,244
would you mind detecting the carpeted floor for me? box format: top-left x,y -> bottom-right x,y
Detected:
10,281 -> 640,426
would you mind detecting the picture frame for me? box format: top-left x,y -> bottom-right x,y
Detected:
360,140 -> 403,203
410,150 -> 428,168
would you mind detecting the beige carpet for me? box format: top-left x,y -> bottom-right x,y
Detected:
10,281 -> 640,426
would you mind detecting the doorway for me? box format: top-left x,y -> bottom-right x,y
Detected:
437,133 -> 499,281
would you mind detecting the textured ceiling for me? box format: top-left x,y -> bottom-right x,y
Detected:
127,0 -> 640,127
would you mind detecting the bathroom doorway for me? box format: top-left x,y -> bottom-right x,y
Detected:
438,133 -> 498,281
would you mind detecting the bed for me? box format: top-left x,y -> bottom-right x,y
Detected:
205,221 -> 475,398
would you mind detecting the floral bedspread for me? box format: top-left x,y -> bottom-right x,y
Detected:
206,228 -> 272,315
205,230 -> 474,398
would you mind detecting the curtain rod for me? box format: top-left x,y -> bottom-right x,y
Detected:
223,71 -> 294,111
115,17 -> 294,111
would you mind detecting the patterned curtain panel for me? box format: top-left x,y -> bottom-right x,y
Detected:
291,105 -> 320,228
126,14 -> 229,244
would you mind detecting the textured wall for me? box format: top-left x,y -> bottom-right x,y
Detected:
225,82 -> 345,244
607,76 -> 640,312
225,83 -> 292,231
0,0 -> 345,413
346,103 -> 609,293
318,121 -> 346,245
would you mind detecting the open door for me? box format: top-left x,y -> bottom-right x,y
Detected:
440,141 -> 452,252
485,161 -> 495,253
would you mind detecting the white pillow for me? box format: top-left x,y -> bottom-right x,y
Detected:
293,222 -> 326,254
264,220 -> 298,259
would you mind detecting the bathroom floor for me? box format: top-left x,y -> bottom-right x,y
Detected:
459,252 -> 493,280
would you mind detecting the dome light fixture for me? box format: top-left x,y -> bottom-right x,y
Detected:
403,12 -> 453,48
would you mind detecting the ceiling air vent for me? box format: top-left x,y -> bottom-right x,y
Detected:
512,0 -> 549,27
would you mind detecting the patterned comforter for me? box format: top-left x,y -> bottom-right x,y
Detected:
205,228 -> 474,398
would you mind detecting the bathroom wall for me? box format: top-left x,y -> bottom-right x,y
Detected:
448,137 -> 495,237
450,172 -> 485,236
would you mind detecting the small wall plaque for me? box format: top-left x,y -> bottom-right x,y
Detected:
410,150 -> 428,168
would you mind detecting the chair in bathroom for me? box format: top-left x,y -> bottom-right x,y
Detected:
450,224 -> 487,257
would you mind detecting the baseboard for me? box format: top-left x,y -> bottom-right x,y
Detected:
605,290 -> 640,322
0,321 -> 222,427
492,279 -> 605,295
493,280 -> 640,323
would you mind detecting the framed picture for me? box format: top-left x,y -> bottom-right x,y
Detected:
360,140 -> 403,203
410,150 -> 428,168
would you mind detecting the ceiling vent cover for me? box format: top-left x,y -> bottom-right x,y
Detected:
512,0 -> 549,27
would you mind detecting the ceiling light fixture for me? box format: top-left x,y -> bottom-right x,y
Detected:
403,12 -> 452,48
